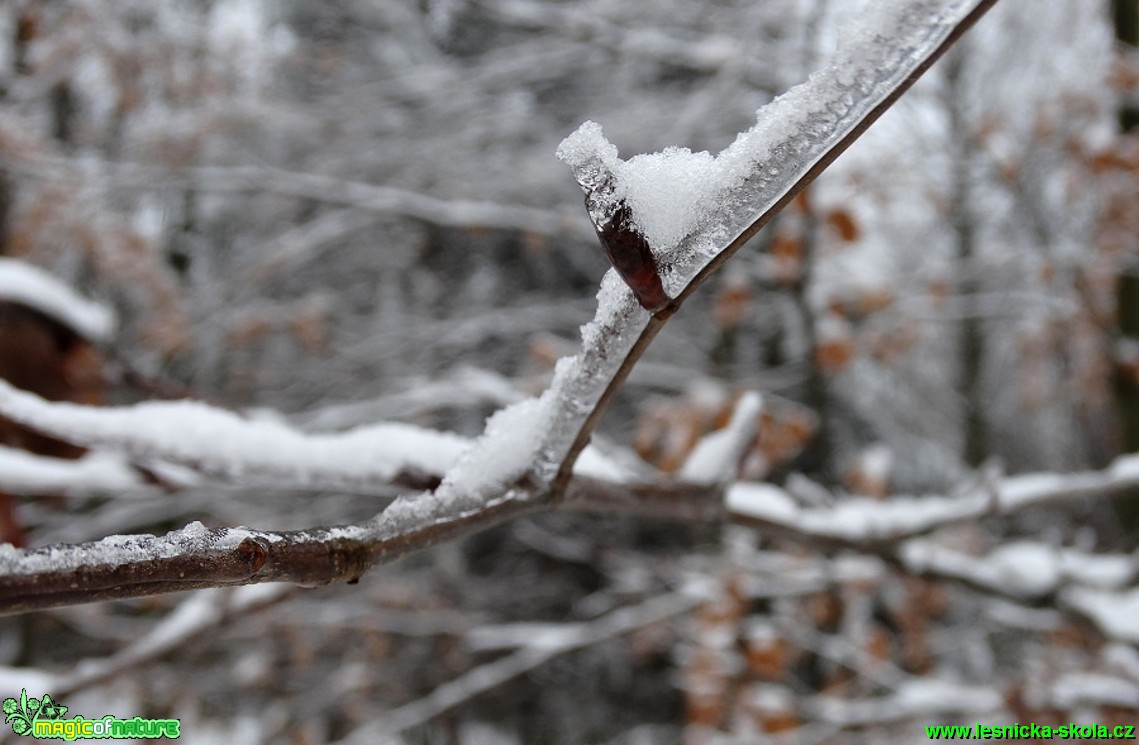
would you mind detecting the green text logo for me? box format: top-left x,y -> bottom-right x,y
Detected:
4,689 -> 180,740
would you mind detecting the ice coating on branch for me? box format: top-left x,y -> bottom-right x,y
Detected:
0,258 -> 115,342
557,0 -> 975,256
542,0 -> 985,475
0,520 -> 256,576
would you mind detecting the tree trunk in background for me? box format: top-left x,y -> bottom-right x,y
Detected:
945,51 -> 988,467
1113,0 -> 1139,537
1114,0 -> 1139,453
1118,1 -> 1139,130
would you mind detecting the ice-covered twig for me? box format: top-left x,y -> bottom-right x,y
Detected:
0,489 -> 544,614
541,0 -> 1000,494
0,0 -> 1002,611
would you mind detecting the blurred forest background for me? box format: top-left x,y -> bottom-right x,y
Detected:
0,0 -> 1137,743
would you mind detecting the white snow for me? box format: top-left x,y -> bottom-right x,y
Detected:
573,445 -> 630,483
809,677 -> 1003,725
1046,672 -> 1139,710
435,393 -> 553,501
726,482 -> 800,524
0,446 -> 142,496
1110,453 -> 1139,479
901,540 -> 1136,599
558,0 -> 981,256
1062,586 -> 1139,644
728,482 -> 989,541
901,540 -> 1060,598
679,392 -> 762,485
0,258 -> 115,342
0,379 -> 470,492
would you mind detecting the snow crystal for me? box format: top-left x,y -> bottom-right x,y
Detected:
619,148 -> 721,249
0,258 -> 115,342
554,121 -> 619,190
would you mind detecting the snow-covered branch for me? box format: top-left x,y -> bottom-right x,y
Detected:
0,378 -> 469,495
728,457 -> 1139,544
0,0 -> 1001,611
535,0 -> 1000,492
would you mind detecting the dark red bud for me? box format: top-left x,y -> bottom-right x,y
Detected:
595,202 -> 670,313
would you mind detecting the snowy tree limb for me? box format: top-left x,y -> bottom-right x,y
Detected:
0,0 -> 1002,611
0,493 -> 543,614
540,0 -> 1001,496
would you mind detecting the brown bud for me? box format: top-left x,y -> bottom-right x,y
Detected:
595,202 -> 670,313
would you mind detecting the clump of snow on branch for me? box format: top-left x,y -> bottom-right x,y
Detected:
901,539 -> 1136,599
435,393 -> 554,502
1061,587 -> 1139,644
0,258 -> 115,342
0,378 -> 629,498
679,392 -> 762,485
727,482 -> 992,542
0,446 -> 142,496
